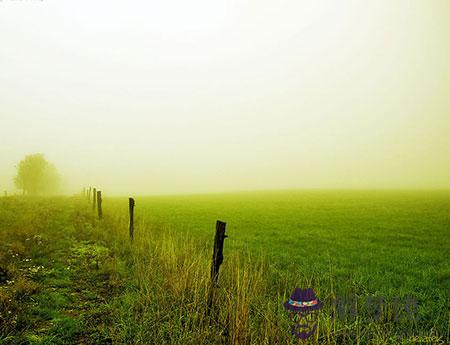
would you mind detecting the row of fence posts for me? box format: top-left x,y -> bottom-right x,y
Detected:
83,186 -> 102,220
81,186 -> 227,320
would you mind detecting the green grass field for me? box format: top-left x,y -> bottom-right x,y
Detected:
1,190 -> 449,344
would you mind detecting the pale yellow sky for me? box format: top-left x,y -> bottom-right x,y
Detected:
1,0 -> 449,195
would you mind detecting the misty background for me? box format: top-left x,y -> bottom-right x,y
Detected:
1,0 -> 449,195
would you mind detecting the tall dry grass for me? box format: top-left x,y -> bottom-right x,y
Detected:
74,198 -> 445,345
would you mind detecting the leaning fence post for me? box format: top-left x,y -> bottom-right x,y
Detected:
129,197 -> 135,241
97,191 -> 102,219
207,220 -> 227,317
92,188 -> 97,211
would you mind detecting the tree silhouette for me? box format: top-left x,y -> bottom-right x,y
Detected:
14,154 -> 60,195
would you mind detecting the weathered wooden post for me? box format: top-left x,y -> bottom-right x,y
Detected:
83,187 -> 86,198
207,220 -> 227,316
92,188 -> 97,211
87,187 -> 91,201
129,197 -> 135,241
97,191 -> 102,219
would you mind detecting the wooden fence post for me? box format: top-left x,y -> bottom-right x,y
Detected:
129,198 -> 135,241
92,188 -> 97,211
97,191 -> 102,219
207,220 -> 227,316
87,187 -> 91,202
83,187 -> 86,198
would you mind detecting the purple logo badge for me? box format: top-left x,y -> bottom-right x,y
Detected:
284,288 -> 322,339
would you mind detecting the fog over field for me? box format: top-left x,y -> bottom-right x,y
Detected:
1,0 -> 449,195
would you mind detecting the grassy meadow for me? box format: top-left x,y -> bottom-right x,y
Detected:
0,190 -> 449,344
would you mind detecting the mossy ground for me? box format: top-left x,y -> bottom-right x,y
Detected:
0,197 -> 123,344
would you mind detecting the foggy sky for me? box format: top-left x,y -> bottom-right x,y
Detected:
1,0 -> 449,195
